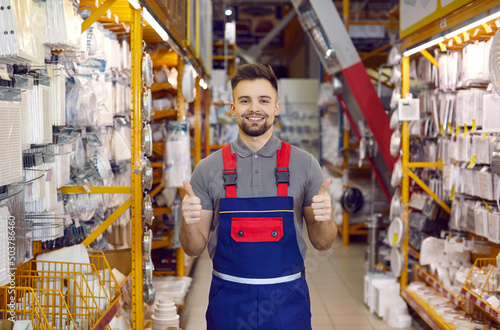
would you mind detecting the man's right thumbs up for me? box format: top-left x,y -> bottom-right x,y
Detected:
182,181 -> 202,224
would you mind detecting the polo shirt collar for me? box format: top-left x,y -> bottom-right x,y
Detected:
233,135 -> 282,158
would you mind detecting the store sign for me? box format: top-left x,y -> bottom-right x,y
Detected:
400,0 -> 475,38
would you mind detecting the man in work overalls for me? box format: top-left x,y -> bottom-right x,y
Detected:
180,63 -> 337,329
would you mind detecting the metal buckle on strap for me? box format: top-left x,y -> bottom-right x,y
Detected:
275,167 -> 290,185
223,170 -> 237,186
212,270 -> 302,285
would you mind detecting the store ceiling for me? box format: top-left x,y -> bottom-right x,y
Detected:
212,0 -> 399,72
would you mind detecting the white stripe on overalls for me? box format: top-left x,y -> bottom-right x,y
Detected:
213,270 -> 302,285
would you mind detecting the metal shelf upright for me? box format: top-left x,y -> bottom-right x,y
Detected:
400,55 -> 411,290
130,7 -> 144,329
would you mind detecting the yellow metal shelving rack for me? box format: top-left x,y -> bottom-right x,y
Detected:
399,52 -> 449,289
398,2 -> 500,328
399,1 -> 499,290
57,0 -> 209,328
56,2 -> 145,328
3,0 -> 206,328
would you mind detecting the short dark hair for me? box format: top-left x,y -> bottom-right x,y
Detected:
231,64 -> 278,93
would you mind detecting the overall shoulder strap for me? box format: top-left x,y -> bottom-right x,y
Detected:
222,144 -> 237,198
275,142 -> 291,197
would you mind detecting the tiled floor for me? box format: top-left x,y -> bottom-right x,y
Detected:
179,235 -> 425,330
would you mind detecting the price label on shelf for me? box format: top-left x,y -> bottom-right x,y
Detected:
467,155 -> 476,168
440,18 -> 447,29
463,31 -> 470,42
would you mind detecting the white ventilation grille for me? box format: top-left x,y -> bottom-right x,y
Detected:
28,87 -> 43,145
51,66 -> 67,126
41,85 -> 53,144
20,92 -> 31,150
0,101 -> 22,186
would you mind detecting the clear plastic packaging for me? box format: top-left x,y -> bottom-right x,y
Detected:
66,76 -> 99,127
112,125 -> 131,161
165,121 -> 192,188
71,136 -> 86,171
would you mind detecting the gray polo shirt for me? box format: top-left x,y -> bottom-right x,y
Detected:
190,135 -> 325,259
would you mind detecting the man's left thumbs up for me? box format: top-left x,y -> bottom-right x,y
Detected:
311,178 -> 332,222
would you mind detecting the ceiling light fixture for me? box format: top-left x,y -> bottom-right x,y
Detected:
143,8 -> 169,41
225,8 -> 233,16
444,9 -> 500,40
128,0 -> 141,10
403,9 -> 500,57
403,37 -> 445,57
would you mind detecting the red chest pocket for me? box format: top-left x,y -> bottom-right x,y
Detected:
231,217 -> 284,242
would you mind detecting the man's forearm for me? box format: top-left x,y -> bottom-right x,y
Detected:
179,221 -> 208,257
309,219 -> 337,251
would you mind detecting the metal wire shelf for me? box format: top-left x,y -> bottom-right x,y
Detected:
460,258 -> 500,323
0,251 -> 122,330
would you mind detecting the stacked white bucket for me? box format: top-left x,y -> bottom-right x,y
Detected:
151,298 -> 180,330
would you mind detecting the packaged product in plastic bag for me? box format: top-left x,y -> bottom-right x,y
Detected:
165,121 -> 191,188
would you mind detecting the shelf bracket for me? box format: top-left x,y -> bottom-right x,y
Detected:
419,49 -> 439,69
59,186 -> 132,194
408,170 -> 451,214
153,207 -> 172,217
82,197 -> 132,247
360,42 -> 391,61
149,183 -> 164,198
81,0 -> 119,33
150,162 -> 163,168
408,159 -> 442,170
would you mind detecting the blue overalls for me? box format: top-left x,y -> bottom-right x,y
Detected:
206,142 -> 312,330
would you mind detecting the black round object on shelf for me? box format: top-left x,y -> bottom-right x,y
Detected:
341,187 -> 364,214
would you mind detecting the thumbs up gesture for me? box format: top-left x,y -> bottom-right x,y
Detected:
182,181 -> 202,225
311,179 -> 332,222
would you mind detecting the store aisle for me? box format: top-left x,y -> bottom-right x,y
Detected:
180,236 -> 422,330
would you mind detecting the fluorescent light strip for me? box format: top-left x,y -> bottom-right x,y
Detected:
403,9 -> 500,57
143,8 -> 169,41
403,37 -> 445,57
128,0 -> 141,10
445,9 -> 500,39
